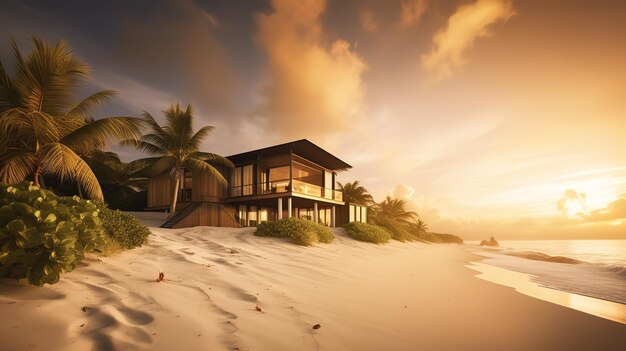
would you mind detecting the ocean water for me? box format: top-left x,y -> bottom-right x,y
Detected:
497,240 -> 626,267
468,239 -> 626,323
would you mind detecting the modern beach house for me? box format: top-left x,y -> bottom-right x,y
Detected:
146,139 -> 368,229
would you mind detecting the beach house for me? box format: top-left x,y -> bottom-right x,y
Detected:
146,139 -> 368,229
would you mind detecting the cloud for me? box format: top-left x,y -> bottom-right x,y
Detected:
255,0 -> 367,139
400,0 -> 428,27
390,184 -> 442,223
582,194 -> 626,222
556,189 -> 588,218
359,7 -> 379,33
422,0 -> 514,80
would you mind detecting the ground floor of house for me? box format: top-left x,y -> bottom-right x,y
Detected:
232,196 -> 368,228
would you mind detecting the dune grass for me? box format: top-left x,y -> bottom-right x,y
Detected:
255,217 -> 335,246
344,222 -> 392,244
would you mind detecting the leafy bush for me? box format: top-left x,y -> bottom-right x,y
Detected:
97,207 -> 150,249
255,217 -> 334,246
373,217 -> 415,242
344,222 -> 391,244
0,182 -> 106,286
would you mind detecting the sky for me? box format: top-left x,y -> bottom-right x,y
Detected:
1,0 -> 625,240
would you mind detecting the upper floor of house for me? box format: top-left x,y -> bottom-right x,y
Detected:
226,139 -> 349,204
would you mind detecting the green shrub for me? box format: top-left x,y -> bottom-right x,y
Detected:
374,217 -> 415,242
255,217 -> 334,246
344,222 -> 392,244
97,207 -> 150,249
0,182 -> 106,286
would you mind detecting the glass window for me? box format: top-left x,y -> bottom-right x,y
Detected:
269,165 -> 290,193
243,165 -> 253,195
248,206 -> 258,226
361,206 -> 367,223
349,205 -> 355,222
259,208 -> 268,222
238,205 -> 247,226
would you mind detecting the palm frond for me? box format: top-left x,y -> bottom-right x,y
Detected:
62,90 -> 116,124
187,125 -> 214,149
61,116 -> 143,155
189,151 -> 234,168
36,142 -> 103,200
0,148 -> 36,183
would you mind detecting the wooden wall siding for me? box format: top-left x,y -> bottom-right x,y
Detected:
192,166 -> 229,202
172,203 -> 240,228
147,174 -> 173,208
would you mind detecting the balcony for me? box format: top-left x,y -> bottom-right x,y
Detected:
229,179 -> 343,202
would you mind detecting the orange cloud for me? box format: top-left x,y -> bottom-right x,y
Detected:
582,194 -> 626,222
360,7 -> 379,33
400,0 -> 428,27
390,184 -> 442,223
422,0 -> 514,80
255,0 -> 367,139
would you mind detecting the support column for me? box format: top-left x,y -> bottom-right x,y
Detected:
331,206 -> 336,228
287,197 -> 292,218
313,203 -> 318,223
277,197 -> 283,220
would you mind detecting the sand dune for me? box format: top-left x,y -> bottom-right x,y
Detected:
1,226 -> 625,351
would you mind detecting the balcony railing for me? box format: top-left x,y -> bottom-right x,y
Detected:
230,179 -> 343,202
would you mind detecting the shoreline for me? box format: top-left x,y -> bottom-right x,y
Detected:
467,261 -> 626,324
1,226 -> 625,350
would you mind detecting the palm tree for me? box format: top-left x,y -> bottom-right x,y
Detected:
375,196 -> 419,224
411,219 -> 429,238
337,180 -> 374,205
88,153 -> 148,210
125,103 -> 233,214
0,37 -> 142,200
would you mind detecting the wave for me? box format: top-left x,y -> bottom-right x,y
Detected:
602,264 -> 626,277
503,250 -> 580,264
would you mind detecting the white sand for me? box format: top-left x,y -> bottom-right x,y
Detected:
1,226 -> 625,351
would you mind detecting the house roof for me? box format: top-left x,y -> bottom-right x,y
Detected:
227,139 -> 352,171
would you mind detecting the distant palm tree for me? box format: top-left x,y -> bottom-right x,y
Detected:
86,152 -> 147,209
337,180 -> 374,205
125,104 -> 233,214
374,196 -> 419,224
0,37 -> 142,200
412,219 -> 429,237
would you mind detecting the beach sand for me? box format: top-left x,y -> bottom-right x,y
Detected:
1,226 -> 624,350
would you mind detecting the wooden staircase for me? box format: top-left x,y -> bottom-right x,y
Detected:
160,202 -> 203,228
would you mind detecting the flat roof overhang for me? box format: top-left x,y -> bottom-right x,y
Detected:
227,139 -> 351,171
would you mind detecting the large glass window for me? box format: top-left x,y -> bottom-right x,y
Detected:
243,165 -> 253,195
349,205 -> 355,222
248,206 -> 258,226
269,165 -> 290,193
323,171 -> 333,199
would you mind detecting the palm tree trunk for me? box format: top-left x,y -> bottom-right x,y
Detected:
170,173 -> 180,215
33,166 -> 42,187
77,182 -> 83,198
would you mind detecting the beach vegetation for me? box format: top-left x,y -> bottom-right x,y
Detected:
0,182 -> 106,286
343,222 -> 391,244
97,206 -> 150,249
255,217 -> 335,246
